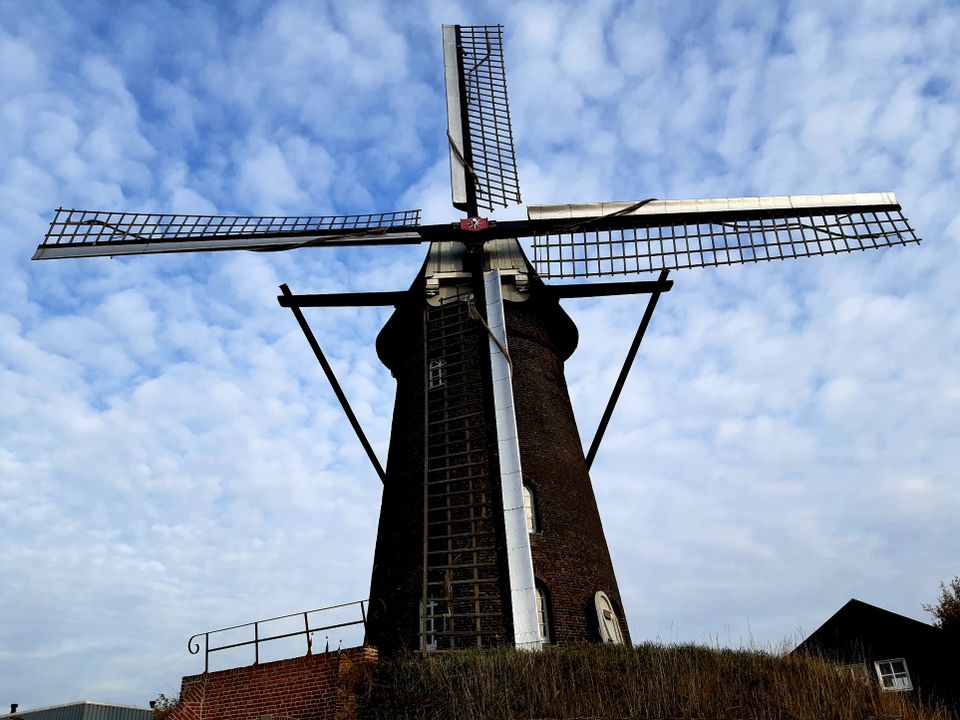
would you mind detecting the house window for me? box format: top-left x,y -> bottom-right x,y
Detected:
875,658 -> 912,691
522,483 -> 537,532
428,359 -> 446,389
840,663 -> 870,682
535,585 -> 551,643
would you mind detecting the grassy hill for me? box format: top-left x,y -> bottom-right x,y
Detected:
354,643 -> 953,719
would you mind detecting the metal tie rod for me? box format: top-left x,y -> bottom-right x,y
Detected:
279,284 -> 386,484
586,269 -> 670,469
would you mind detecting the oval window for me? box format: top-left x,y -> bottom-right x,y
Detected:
594,591 -> 624,644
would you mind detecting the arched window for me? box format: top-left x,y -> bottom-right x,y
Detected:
522,482 -> 537,533
535,584 -> 551,644
594,591 -> 624,644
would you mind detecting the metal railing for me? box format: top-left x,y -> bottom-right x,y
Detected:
187,600 -> 368,673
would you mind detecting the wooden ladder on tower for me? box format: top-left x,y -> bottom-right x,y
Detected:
421,294 -> 504,652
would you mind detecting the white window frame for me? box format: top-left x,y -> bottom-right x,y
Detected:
535,585 -> 551,643
874,658 -> 913,691
522,483 -> 537,533
428,358 -> 446,389
594,591 -> 624,644
840,663 -> 869,682
421,599 -> 444,652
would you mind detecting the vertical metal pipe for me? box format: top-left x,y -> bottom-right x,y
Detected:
485,269 -> 541,650
204,633 -> 209,674
254,622 -> 259,665
586,269 -> 670,468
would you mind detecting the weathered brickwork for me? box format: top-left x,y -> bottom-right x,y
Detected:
366,296 -> 430,654
166,646 -> 377,720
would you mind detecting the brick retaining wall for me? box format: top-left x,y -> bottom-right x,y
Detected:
166,646 -> 377,720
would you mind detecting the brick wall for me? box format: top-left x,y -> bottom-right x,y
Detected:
166,646 -> 377,720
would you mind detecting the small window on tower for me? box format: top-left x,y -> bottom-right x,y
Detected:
428,358 -> 446,389
522,483 -> 537,533
535,584 -> 551,643
421,599 -> 445,652
594,591 -> 624,644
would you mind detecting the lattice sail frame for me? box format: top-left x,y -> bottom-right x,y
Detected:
529,193 -> 919,279
33,208 -> 423,259
444,24 -> 521,213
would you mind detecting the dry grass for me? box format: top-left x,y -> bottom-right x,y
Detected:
355,643 -> 952,720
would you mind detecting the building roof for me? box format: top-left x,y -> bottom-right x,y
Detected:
0,701 -> 153,720
793,598 -> 944,659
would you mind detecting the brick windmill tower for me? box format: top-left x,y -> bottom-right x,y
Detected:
33,25 -> 919,657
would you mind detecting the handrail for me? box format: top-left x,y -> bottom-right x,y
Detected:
187,599 -> 368,673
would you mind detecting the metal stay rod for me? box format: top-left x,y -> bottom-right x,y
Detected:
279,284 -> 386,484
550,278 -> 673,299
585,269 -> 670,469
277,290 -> 409,308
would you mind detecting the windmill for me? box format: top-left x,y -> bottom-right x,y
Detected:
32,24 -> 919,657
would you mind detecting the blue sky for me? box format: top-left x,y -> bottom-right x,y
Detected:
2,0 -> 959,708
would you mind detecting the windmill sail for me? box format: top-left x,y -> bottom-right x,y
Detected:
33,208 -> 424,259
528,192 -> 919,279
443,24 -> 521,214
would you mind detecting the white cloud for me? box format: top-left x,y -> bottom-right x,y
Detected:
0,30 -> 42,91
236,138 -> 303,212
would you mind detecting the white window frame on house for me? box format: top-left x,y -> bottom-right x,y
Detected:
428,358 -> 446,389
535,585 -> 551,643
874,658 -> 913,691
522,482 -> 537,533
840,663 -> 870,683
